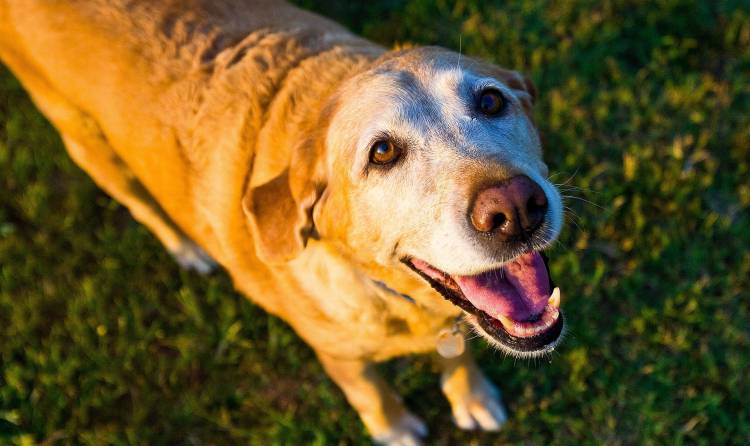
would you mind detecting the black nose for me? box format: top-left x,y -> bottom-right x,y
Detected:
470,175 -> 548,241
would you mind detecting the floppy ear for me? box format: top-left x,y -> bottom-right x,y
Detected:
242,138 -> 326,264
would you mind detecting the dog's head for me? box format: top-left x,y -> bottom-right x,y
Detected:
245,47 -> 565,357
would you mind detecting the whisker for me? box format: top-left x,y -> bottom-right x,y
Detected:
550,238 -> 569,253
557,185 -> 586,193
557,167 -> 580,187
555,182 -> 600,196
565,219 -> 583,234
562,204 -> 583,219
464,333 -> 483,341
561,195 -> 605,210
564,207 -> 583,221
562,208 -> 584,233
456,34 -> 463,71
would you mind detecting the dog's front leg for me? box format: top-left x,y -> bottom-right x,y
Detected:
317,352 -> 427,446
437,349 -> 508,431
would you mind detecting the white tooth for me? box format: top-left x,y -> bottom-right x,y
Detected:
548,287 -> 561,308
497,314 -> 515,330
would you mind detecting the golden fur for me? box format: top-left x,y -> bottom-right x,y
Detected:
0,1 -> 562,443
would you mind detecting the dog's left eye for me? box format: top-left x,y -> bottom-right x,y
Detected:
369,140 -> 401,165
477,88 -> 506,115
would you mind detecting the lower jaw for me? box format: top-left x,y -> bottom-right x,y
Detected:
473,310 -> 565,356
403,258 -> 565,356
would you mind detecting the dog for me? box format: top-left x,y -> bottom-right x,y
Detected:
0,1 -> 566,444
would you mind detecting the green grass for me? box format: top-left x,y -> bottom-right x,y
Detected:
2,1 -> 750,444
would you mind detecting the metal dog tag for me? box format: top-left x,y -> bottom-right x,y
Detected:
436,325 -> 465,358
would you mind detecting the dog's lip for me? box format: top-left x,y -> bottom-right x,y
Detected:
402,251 -> 565,354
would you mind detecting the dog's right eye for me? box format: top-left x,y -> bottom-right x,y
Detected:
369,140 -> 401,165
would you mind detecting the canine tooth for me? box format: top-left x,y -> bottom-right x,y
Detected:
548,287 -> 561,308
497,314 -> 515,329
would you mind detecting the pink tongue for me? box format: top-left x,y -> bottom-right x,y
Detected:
454,251 -> 551,321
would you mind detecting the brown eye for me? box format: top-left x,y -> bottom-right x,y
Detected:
478,89 -> 506,115
369,140 -> 401,165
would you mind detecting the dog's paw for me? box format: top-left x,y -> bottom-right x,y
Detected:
444,374 -> 508,431
372,412 -> 428,446
169,240 -> 217,274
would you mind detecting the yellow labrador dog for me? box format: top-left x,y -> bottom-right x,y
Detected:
0,0 -> 566,444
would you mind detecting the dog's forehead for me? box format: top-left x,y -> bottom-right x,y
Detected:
370,66 -> 483,119
332,68 -> 475,150
328,62 -> 540,177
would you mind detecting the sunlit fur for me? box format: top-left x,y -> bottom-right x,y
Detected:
0,1 -> 563,444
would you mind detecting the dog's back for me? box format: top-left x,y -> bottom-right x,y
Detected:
0,0 -> 380,298
0,0 -> 362,189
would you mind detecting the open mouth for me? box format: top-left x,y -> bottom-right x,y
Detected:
405,251 -> 564,356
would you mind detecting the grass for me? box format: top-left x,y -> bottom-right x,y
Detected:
2,0 -> 750,444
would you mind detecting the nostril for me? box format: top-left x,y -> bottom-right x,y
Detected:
491,212 -> 507,230
524,191 -> 548,231
527,195 -> 547,214
527,197 -> 537,212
